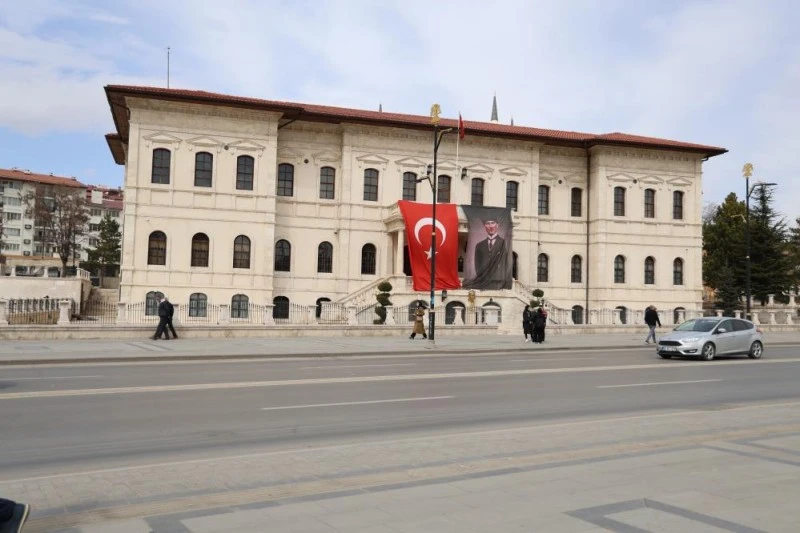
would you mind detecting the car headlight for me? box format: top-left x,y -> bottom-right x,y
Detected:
680,337 -> 700,343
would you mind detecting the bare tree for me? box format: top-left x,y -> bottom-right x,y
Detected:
24,185 -> 89,276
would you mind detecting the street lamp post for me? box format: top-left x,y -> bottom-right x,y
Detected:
742,163 -> 777,321
418,104 -> 452,342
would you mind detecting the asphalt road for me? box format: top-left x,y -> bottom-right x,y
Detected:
3,345 -> 800,483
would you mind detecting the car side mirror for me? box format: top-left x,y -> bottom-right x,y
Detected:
716,328 -> 727,334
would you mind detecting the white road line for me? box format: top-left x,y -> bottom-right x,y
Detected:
2,358 -> 798,400
261,396 -> 454,411
598,379 -> 723,389
510,357 -> 596,362
300,363 -> 415,370
9,375 -> 104,381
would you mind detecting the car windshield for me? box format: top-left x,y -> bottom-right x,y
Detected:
674,319 -> 718,332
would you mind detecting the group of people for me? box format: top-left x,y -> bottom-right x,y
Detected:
522,305 -> 548,343
152,294 -> 178,340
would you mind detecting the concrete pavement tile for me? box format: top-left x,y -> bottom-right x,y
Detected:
78,519 -> 153,533
375,494 -> 472,518
316,508 -> 395,531
382,515 -> 479,533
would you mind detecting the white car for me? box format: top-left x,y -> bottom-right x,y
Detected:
656,317 -> 764,361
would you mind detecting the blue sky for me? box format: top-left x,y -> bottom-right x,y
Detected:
1,0 -> 798,219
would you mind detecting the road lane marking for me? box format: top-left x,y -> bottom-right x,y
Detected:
510,357 -> 596,362
7,375 -> 105,380
2,357 -> 799,400
598,379 -> 723,389
261,395 -> 453,411
300,363 -> 415,369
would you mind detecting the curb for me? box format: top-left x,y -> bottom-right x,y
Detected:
4,341 -> 800,365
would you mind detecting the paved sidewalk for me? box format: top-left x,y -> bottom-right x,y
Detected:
2,331 -> 800,365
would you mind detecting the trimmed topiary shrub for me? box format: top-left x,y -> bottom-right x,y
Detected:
375,281 -> 393,324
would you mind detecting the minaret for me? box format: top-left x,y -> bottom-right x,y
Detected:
510,116 -> 514,126
490,93 -> 499,123
378,103 -> 383,112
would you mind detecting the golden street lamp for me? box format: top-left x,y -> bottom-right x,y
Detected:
742,162 -> 776,320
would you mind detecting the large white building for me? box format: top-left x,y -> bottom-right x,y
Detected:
104,85 -> 726,325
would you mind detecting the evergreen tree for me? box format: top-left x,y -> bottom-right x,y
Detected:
86,214 -> 121,282
703,193 -> 747,293
748,185 -> 793,302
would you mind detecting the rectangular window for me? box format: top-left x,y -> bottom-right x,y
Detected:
471,179 -> 484,206
4,212 -> 21,221
673,191 -> 684,220
363,169 -> 379,201
1,242 -> 20,251
402,172 -> 417,201
614,187 -> 626,216
538,185 -> 550,215
571,188 -> 582,217
4,227 -> 21,236
506,181 -> 518,211
437,176 -> 451,203
319,167 -> 335,199
236,156 -> 255,191
644,189 -> 655,218
90,208 -> 102,217
89,224 -> 101,232
2,196 -> 21,206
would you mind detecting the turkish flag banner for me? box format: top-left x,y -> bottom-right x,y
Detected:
398,200 -> 461,291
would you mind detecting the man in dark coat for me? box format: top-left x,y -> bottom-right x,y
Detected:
531,308 -> 546,344
152,295 -> 171,340
644,305 -> 661,344
164,297 -> 178,339
522,305 -> 533,342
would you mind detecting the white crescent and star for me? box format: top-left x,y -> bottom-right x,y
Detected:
413,217 -> 447,260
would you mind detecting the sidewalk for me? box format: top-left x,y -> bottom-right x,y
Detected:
3,331 -> 800,365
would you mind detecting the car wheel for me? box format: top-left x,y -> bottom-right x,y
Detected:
701,342 -> 716,361
748,340 -> 763,359
659,353 -> 672,359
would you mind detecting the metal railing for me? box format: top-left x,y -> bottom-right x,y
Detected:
71,299 -> 116,326
6,298 -> 63,325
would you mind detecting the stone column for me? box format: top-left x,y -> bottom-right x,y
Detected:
384,305 -> 395,325
263,304 -> 275,325
751,312 -> 761,325
786,311 -> 794,325
347,305 -> 357,325
715,310 -> 723,317
768,311 -> 777,325
589,309 -> 598,325
307,306 -> 317,325
485,308 -> 499,325
116,302 -> 128,324
734,310 -> 742,318
57,299 -> 71,326
0,300 -> 8,326
219,304 -> 230,325
768,294 -> 775,306
789,292 -> 796,307
453,305 -> 464,326
395,231 -> 405,274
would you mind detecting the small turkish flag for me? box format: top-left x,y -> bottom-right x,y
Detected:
398,201 -> 461,291
458,113 -> 465,139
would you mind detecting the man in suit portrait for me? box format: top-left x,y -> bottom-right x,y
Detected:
463,216 -> 511,290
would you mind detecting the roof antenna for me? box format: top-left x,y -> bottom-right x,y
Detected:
167,46 -> 171,88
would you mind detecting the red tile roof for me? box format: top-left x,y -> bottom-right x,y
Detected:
104,85 -> 727,163
0,168 -> 85,188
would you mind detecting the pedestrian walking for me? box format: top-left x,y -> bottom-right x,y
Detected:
522,305 -> 533,342
0,498 -> 30,532
644,305 -> 661,344
531,308 -> 546,344
540,307 -> 549,342
151,294 -> 171,340
409,304 -> 427,339
164,296 -> 178,339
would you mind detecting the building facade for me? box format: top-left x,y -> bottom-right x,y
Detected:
104,85 -> 726,324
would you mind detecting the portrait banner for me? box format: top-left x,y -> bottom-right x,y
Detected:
398,200 -> 461,291
461,206 -> 513,290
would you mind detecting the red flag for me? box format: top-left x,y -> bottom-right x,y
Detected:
398,200 -> 461,291
458,113 -> 465,139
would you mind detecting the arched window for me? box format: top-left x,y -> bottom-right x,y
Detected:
571,305 -> 584,325
363,168 -> 379,201
145,291 -> 163,316
616,306 -> 628,324
644,256 -> 655,284
471,178 -> 484,206
644,189 -> 656,218
673,191 -> 684,220
189,293 -> 207,317
437,175 -> 451,203
277,163 -> 294,196
614,186 -> 626,216
673,257 -> 684,285
151,148 -> 171,184
194,152 -> 213,187
236,155 -> 254,190
233,235 -> 251,269
273,296 -> 290,320
402,172 -> 417,201
571,255 -> 582,283
231,294 -> 249,318
673,306 -> 685,325
319,166 -> 335,199
317,241 -> 333,273
315,297 -> 331,319
614,255 -> 626,283
537,253 -> 549,283
538,185 -> 550,215
274,239 -> 291,271
190,233 -> 209,267
361,243 -> 377,275
445,301 -> 466,325
571,187 -> 582,217
147,231 -> 167,265
506,181 -> 519,211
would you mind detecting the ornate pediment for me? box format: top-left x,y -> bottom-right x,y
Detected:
227,140 -> 266,157
639,175 -> 664,186
499,166 -> 526,178
395,157 -> 427,169
142,132 -> 182,149
356,153 -> 389,170
186,136 -> 224,153
667,177 -> 693,187
606,172 -> 634,184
